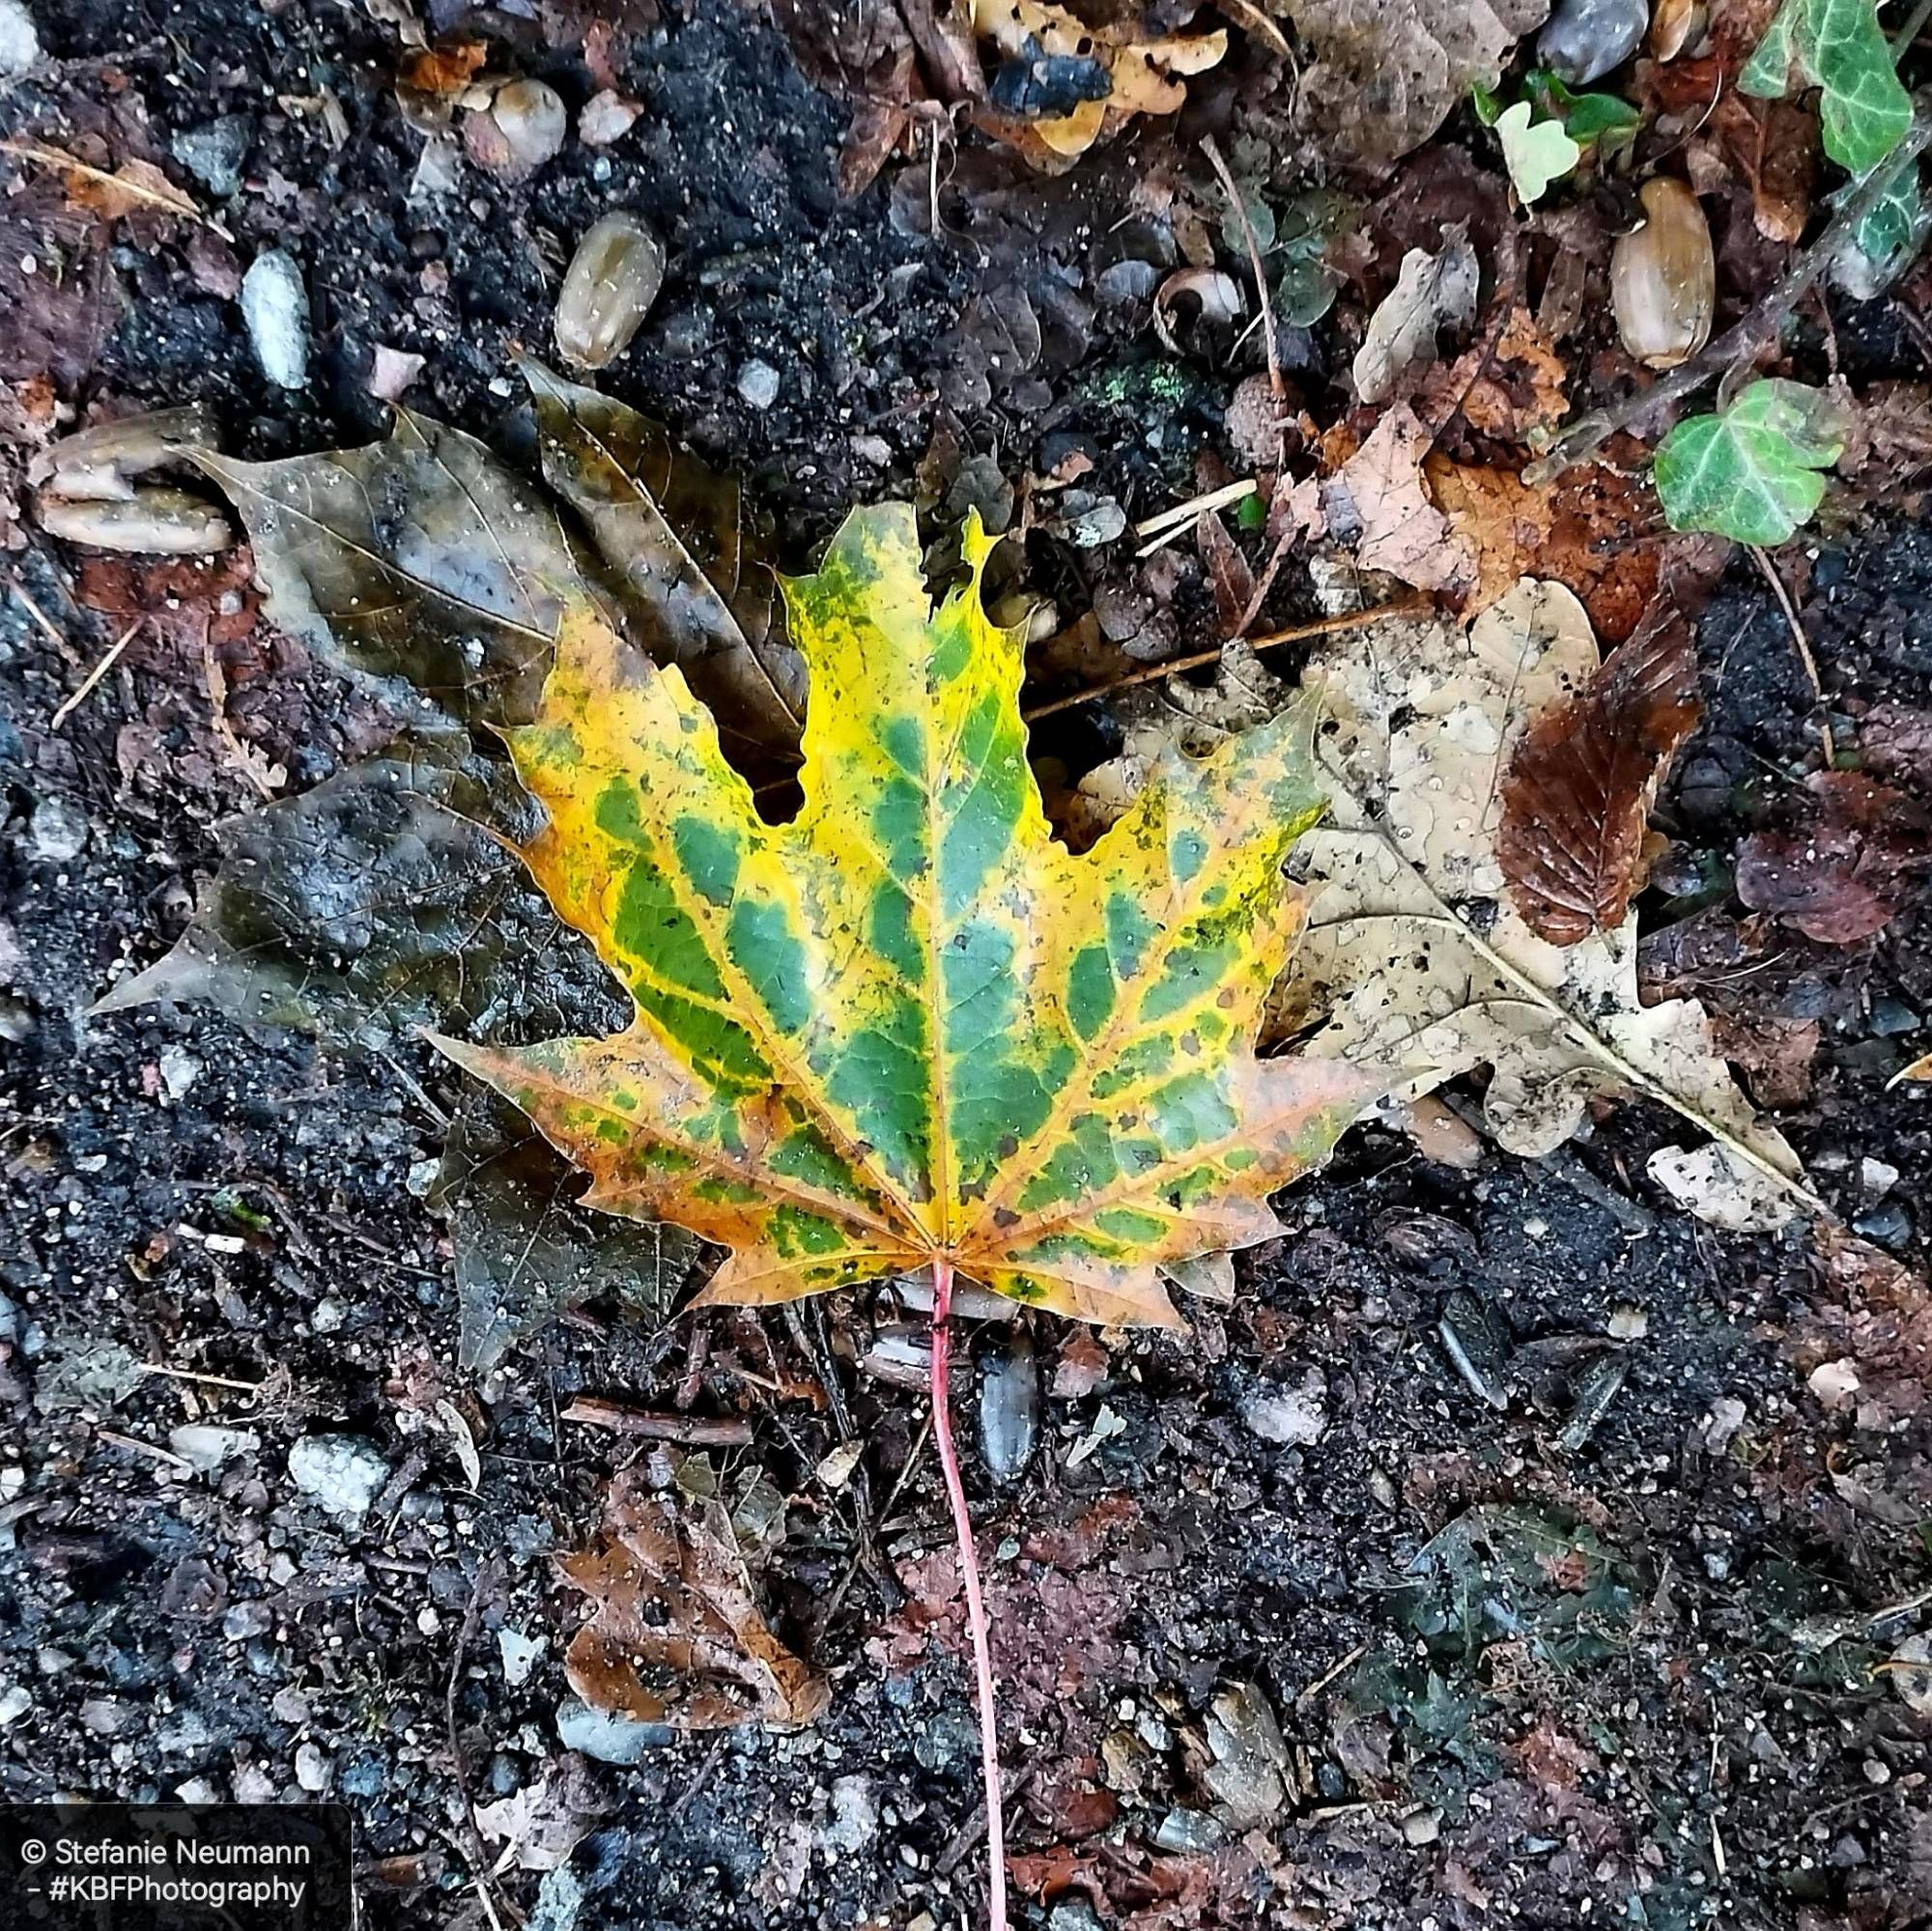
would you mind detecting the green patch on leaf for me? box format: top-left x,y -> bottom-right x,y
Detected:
1741,0 -> 1912,175
1653,380 -> 1848,545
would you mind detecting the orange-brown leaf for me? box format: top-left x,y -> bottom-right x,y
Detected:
1498,616 -> 1702,946
557,1474 -> 829,1731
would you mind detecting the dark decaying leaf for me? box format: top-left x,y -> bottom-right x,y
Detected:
521,360 -> 806,775
1735,771 -> 1930,945
1861,701 -> 1932,793
196,412 -> 584,728
432,1094 -> 702,1372
1497,615 -> 1702,946
1194,508 -> 1255,637
92,732 -> 604,1048
557,1473 -> 830,1731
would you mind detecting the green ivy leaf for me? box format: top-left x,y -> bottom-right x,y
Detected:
1525,71 -> 1641,146
1835,156 -> 1927,297
1469,80 -> 1503,128
1740,0 -> 1912,176
1493,100 -> 1582,205
1653,380 -> 1848,545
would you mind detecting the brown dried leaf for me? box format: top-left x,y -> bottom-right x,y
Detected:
1194,508 -> 1254,636
1498,615 -> 1702,945
1735,771 -> 1930,944
397,41 -> 489,97
1435,305 -> 1569,442
1861,700 -> 1932,793
1278,0 -> 1552,167
2,139 -> 203,226
1426,458 -> 1552,614
1333,403 -> 1476,597
557,1475 -> 829,1731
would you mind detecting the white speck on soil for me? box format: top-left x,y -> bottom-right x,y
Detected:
288,1434 -> 390,1521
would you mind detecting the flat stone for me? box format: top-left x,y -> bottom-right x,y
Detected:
554,1699 -> 673,1765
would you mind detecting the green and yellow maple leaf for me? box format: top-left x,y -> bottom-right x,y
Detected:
434,504 -> 1375,1328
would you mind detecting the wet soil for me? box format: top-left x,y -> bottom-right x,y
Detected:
3,1 -> 1931,1928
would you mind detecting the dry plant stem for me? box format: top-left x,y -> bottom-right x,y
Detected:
1523,102 -> 1932,485
51,618 -> 142,728
1748,544 -> 1835,763
1022,599 -> 1429,723
928,1256 -> 1008,1931
1201,135 -> 1285,461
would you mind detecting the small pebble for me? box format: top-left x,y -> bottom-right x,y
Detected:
241,250 -> 310,389
978,1330 -> 1039,1485
0,0 -> 39,77
497,1627 -> 545,1688
1852,1202 -> 1913,1251
295,1743 -> 334,1793
554,213 -> 664,370
1860,1156 -> 1900,1200
158,1046 -> 201,1101
737,359 -> 781,410
1539,0 -> 1648,83
1403,1807 -> 1442,1846
554,1698 -> 674,1764
487,78 -> 566,174
1239,1372 -> 1327,1447
288,1434 -> 390,1522
0,1686 -> 31,1727
28,795 -> 88,865
168,1425 -> 259,1471
1870,998 -> 1920,1036
170,116 -> 252,199
579,88 -> 642,146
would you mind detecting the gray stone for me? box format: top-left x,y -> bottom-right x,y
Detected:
79,1697 -> 137,1737
736,359 -> 781,410
1151,1807 -> 1224,1853
288,1434 -> 390,1522
1239,1372 -> 1328,1446
295,1743 -> 333,1793
0,0 -> 39,78
554,1698 -> 674,1764
979,1330 -> 1039,1484
1539,0 -> 1647,84
1402,1807 -> 1441,1846
241,250 -> 310,389
171,117 -> 251,199
817,1774 -> 879,1855
168,1425 -> 260,1472
1853,1203 -> 1913,1252
28,794 -> 87,865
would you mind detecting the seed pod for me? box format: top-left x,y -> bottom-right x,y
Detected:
554,213 -> 666,370
485,77 -> 565,175
29,405 -> 217,501
38,487 -> 233,554
1648,0 -> 1705,59
1610,179 -> 1715,369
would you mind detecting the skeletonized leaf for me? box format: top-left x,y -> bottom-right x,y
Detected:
521,360 -> 807,776
433,1095 -> 703,1372
1741,0 -> 1911,176
1653,379 -> 1848,546
1498,614 -> 1701,944
1275,582 -> 1811,1229
558,1474 -> 829,1729
197,412 -> 584,726
436,506 -> 1377,1328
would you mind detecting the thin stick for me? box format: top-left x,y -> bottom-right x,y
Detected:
1133,476 -> 1258,542
560,1397 -> 753,1446
1748,544 -> 1834,763
929,1257 -> 1007,1931
1893,0 -> 1932,55
1523,100 -> 1932,485
52,618 -> 141,728
1201,135 -> 1284,464
1022,598 -> 1427,724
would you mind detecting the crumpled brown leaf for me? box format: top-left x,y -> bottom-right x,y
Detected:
1328,403 -> 1476,597
472,1755 -> 603,1872
1351,229 -> 1480,405
558,1474 -> 830,1731
1735,771 -> 1930,944
1273,0 -> 1552,167
1498,613 -> 1702,945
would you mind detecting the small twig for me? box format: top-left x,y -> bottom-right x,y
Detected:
51,619 -> 142,728
1893,0 -> 1932,55
137,1363 -> 265,1395
560,1397 -> 754,1446
1022,598 -> 1429,724
95,1428 -> 195,1473
1523,100 -> 1932,484
1201,135 -> 1285,465
445,1553 -> 509,1924
200,634 -> 280,802
929,1258 -> 1008,1931
1133,476 -> 1258,544
10,578 -> 67,649
1748,544 -> 1835,763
